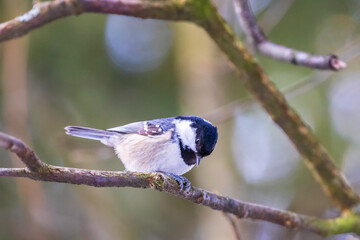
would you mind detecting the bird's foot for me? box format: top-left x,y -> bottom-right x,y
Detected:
156,171 -> 191,192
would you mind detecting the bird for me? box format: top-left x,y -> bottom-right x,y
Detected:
65,116 -> 218,191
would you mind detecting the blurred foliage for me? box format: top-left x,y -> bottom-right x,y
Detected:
1,0 -> 360,239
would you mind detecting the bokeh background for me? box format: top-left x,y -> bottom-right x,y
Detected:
1,0 -> 360,239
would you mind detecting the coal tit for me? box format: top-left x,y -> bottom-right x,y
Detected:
65,116 -> 218,177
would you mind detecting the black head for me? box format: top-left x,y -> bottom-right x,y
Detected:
176,116 -> 218,158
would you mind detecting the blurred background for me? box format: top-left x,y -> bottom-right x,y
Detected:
1,0 -> 360,239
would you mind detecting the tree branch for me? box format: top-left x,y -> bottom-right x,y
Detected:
224,213 -> 243,240
0,0 -> 192,43
0,133 -> 47,172
194,1 -> 360,211
0,132 -> 359,237
0,0 -> 358,211
233,0 -> 347,70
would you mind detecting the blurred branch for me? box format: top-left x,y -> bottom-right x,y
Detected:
258,0 -> 295,34
233,0 -> 346,70
224,213 -> 243,240
1,0 -> 54,234
205,71 -> 330,125
203,97 -> 253,124
0,0 -> 358,212
206,37 -> 360,124
1,132 -> 360,237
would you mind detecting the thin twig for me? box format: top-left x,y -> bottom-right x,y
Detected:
206,36 -> 360,125
0,132 -> 359,236
233,0 -> 347,70
258,0 -> 295,34
203,97 -> 253,124
224,213 -> 243,240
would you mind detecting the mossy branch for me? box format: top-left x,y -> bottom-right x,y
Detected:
189,1 -> 360,211
0,132 -> 360,237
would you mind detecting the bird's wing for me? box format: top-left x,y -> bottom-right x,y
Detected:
107,119 -> 174,137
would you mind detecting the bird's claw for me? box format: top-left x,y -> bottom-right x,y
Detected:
157,171 -> 191,192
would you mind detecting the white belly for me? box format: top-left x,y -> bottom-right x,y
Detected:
111,132 -> 194,175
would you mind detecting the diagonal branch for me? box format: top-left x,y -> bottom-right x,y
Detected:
233,0 -> 347,70
0,0 -> 358,211
194,1 -> 360,211
0,133 -> 47,172
0,132 -> 359,237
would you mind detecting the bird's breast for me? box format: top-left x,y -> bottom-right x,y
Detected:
113,131 -> 194,175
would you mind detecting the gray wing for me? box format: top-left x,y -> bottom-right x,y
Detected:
107,117 -> 175,137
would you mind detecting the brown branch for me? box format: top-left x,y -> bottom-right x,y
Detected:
0,1 -> 77,42
0,0 -> 358,212
0,133 -> 47,172
233,0 -> 347,70
0,132 -> 359,237
0,0 -> 191,43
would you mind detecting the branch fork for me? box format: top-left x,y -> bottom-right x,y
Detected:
233,0 -> 347,70
0,133 -> 47,172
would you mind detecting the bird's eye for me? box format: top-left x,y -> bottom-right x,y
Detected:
195,139 -> 200,145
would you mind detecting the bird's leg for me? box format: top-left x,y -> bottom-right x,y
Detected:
156,171 -> 191,192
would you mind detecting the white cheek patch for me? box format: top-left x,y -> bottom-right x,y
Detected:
174,120 -> 197,152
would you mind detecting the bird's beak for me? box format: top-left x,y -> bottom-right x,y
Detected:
196,156 -> 201,167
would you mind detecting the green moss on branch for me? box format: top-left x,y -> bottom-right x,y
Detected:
190,0 -> 359,211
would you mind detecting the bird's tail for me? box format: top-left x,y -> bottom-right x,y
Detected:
65,126 -> 118,146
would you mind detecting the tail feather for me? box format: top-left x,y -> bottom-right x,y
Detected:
65,126 -> 118,146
